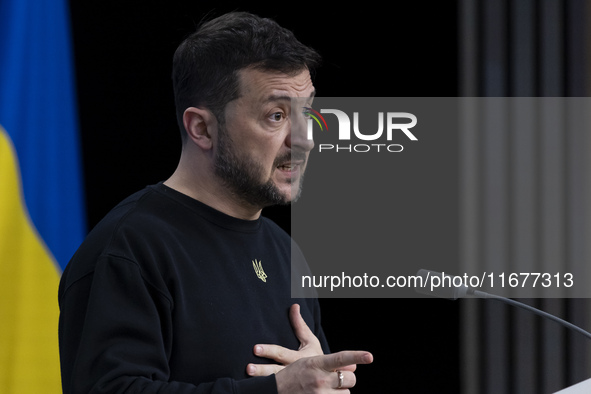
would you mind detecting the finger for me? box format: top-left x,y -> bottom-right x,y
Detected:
289,304 -> 318,348
338,364 -> 357,373
316,351 -> 373,372
332,370 -> 357,390
253,344 -> 297,365
246,363 -> 285,377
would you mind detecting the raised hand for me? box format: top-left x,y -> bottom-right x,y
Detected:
246,303 -> 373,392
247,304 -> 325,376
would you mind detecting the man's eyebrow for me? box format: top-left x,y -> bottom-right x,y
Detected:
263,95 -> 292,104
263,89 -> 317,104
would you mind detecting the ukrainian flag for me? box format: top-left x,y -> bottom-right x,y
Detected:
0,0 -> 86,392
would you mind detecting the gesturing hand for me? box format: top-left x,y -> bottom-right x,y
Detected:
246,303 -> 325,376
246,303 -> 372,392
275,350 -> 373,393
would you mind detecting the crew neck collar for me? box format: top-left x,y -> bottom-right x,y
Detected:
151,182 -> 263,233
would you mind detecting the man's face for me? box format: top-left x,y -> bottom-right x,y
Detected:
214,67 -> 315,208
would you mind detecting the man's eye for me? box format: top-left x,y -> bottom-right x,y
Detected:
270,112 -> 284,122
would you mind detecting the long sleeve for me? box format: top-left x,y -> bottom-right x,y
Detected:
58,184 -> 327,394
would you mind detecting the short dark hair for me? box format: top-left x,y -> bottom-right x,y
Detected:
172,11 -> 321,142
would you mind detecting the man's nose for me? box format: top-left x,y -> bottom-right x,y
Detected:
288,112 -> 315,152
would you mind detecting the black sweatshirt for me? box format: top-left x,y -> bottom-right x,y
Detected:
58,183 -> 329,393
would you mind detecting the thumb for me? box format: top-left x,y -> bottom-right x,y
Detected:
289,304 -> 318,347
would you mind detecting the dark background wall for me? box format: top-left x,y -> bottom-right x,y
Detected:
68,2 -> 460,392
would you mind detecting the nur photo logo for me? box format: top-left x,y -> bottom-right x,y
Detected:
303,105 -> 418,153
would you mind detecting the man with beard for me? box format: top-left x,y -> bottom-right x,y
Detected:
58,11 -> 372,394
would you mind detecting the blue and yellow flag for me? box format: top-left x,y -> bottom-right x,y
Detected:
0,0 -> 86,392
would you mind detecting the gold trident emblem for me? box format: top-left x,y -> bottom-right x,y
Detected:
252,259 -> 267,282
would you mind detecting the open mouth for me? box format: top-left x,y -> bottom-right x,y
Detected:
276,160 -> 304,173
277,163 -> 296,171
275,151 -> 306,177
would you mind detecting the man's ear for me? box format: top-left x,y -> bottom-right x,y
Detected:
183,107 -> 216,150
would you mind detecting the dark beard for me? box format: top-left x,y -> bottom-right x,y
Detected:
213,124 -> 306,208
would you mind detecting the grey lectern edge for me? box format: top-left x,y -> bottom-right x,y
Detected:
553,377 -> 591,393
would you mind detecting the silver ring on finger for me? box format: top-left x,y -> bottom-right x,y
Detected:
336,370 -> 344,389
